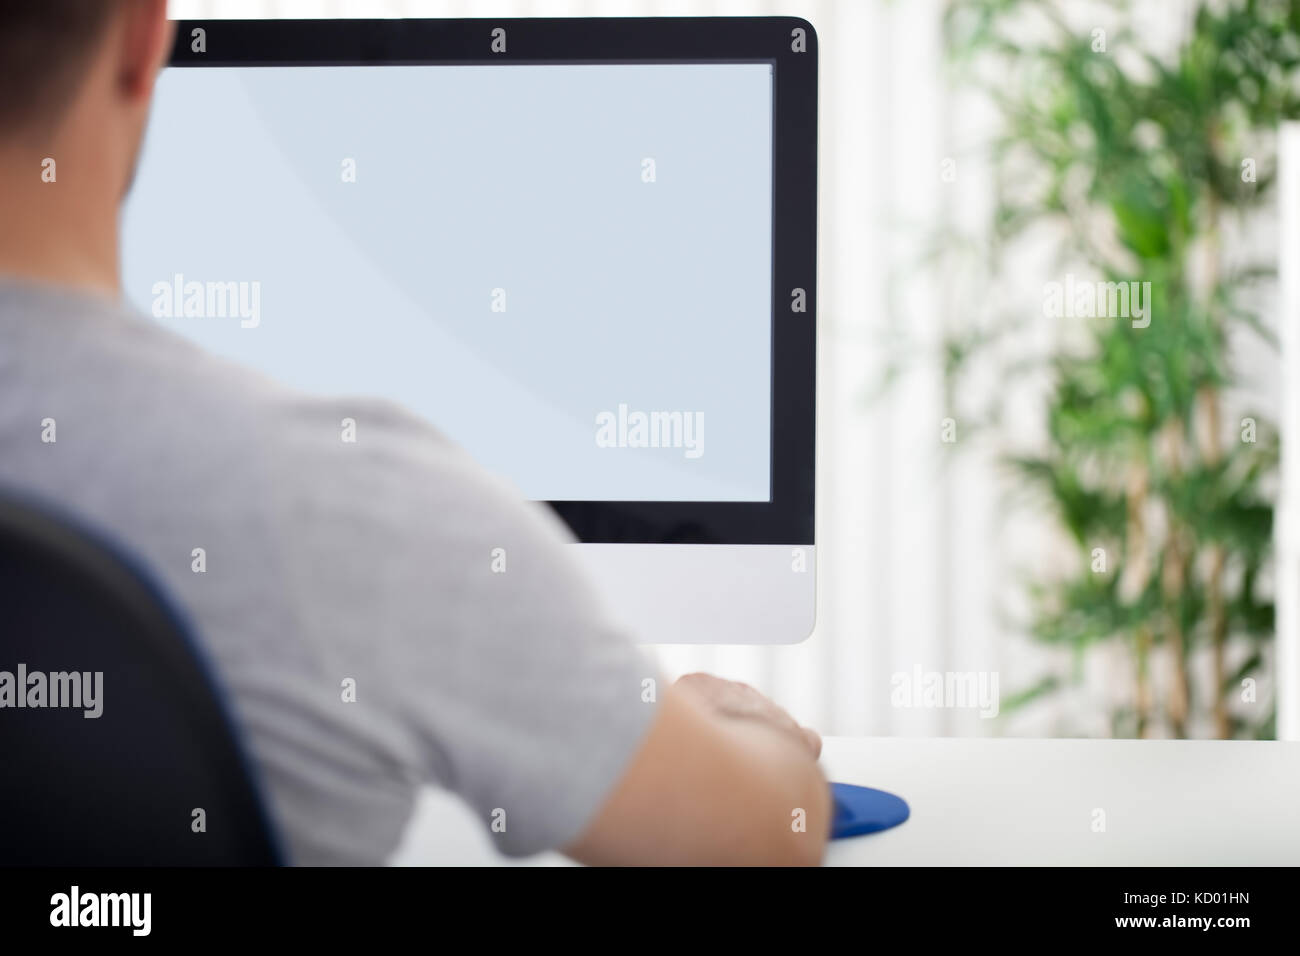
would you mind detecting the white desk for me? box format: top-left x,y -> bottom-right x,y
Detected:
390,736 -> 1300,866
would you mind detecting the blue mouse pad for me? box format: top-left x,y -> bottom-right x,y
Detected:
830,782 -> 910,839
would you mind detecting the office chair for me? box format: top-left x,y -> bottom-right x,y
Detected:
0,489 -> 283,865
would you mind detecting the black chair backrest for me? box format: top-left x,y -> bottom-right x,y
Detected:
0,490 -> 282,865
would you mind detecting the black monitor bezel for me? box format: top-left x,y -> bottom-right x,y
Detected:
166,16 -> 816,545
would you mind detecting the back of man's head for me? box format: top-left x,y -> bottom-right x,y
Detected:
0,2 -> 121,139
0,1 -> 172,293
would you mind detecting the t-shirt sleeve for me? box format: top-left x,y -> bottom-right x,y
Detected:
276,397 -> 661,857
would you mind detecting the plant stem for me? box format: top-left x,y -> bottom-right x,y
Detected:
1127,464 -> 1152,737
1201,386 -> 1230,738
1135,626 -> 1152,739
1202,163 -> 1230,739
1160,421 -> 1191,738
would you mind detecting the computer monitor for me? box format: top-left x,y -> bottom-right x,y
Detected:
120,17 -> 817,644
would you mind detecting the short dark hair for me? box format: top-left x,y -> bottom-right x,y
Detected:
0,1 -> 119,133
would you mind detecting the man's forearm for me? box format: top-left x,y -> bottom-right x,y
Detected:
565,687 -> 830,866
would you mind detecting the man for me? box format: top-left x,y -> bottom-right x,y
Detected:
0,1 -> 829,865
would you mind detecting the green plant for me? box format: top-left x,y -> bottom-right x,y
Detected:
941,0 -> 1300,738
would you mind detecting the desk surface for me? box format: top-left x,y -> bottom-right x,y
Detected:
821,736 -> 1300,866
391,736 -> 1300,866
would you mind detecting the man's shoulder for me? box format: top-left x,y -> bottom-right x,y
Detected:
2,280 -> 508,538
5,282 -> 446,462
2,281 -> 590,607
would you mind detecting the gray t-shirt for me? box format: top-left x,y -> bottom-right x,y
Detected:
0,278 -> 658,865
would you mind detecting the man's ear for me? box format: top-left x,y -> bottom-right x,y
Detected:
117,0 -> 173,104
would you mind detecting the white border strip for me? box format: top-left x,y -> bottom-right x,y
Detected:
1277,123 -> 1300,739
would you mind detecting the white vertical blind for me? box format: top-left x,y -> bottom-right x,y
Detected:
1277,123 -> 1300,741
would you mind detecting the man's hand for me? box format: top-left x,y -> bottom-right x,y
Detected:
674,672 -> 822,759
565,673 -> 830,866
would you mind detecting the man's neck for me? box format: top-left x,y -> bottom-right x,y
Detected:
0,142 -> 122,302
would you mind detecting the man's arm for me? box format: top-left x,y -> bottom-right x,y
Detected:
287,403 -> 829,864
564,679 -> 831,866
